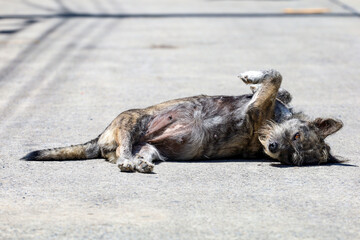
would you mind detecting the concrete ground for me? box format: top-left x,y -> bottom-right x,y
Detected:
0,0 -> 359,239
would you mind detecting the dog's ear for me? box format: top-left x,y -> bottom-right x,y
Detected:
313,118 -> 343,138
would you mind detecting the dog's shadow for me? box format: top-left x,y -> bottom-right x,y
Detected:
270,162 -> 358,168
162,158 -> 358,168
165,159 -> 270,164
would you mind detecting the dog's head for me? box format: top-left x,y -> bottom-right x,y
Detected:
258,118 -> 343,165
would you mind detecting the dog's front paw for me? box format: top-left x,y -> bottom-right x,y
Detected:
117,158 -> 135,172
135,158 -> 154,173
238,70 -> 266,84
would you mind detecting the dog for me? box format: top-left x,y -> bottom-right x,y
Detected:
22,69 -> 343,173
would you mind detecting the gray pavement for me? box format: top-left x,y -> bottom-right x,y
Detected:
0,0 -> 360,239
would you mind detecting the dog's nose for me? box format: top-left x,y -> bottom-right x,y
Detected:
268,142 -> 278,153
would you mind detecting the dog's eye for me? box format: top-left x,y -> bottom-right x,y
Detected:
293,132 -> 300,140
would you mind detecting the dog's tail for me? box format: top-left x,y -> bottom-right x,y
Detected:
21,137 -> 100,161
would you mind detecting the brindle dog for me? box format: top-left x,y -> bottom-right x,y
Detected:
22,69 -> 343,173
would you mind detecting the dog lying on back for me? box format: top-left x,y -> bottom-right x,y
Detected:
22,69 -> 343,173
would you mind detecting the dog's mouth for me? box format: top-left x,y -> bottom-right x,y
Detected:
263,144 -> 300,165
277,151 -> 294,165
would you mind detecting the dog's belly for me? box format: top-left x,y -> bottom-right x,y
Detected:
144,118 -> 254,160
145,121 -> 196,160
142,96 -> 253,160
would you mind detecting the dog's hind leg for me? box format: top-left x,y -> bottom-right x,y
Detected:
115,128 -> 137,172
104,151 -> 118,164
99,109 -> 150,172
132,144 -> 163,173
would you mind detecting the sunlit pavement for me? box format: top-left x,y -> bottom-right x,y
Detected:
0,1 -> 359,239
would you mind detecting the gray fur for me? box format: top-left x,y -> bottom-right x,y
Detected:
258,111 -> 343,166
22,69 -> 344,173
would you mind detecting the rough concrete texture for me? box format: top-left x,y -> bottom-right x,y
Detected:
0,0 -> 359,239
